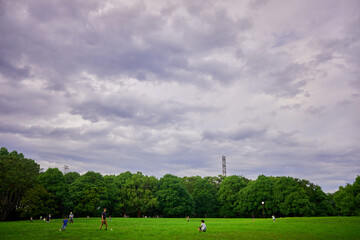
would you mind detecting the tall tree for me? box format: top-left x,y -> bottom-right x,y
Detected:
112,171 -> 133,216
18,184 -> 58,218
157,174 -> 194,217
64,172 -> 80,185
38,168 -> 67,217
183,176 -> 202,195
217,175 -> 249,217
0,147 -> 40,221
236,175 -> 275,217
192,178 -> 219,217
333,176 -> 360,216
121,172 -> 158,218
273,177 -> 314,217
68,171 -> 109,217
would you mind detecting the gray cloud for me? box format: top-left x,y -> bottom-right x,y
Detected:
0,0 -> 359,192
202,126 -> 267,142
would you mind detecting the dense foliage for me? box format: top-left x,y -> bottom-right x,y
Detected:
0,148 -> 40,220
0,147 -> 359,220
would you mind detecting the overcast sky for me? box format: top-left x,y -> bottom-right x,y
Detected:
1,0 -> 359,192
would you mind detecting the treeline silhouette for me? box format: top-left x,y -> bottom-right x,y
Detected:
1,147 -> 359,221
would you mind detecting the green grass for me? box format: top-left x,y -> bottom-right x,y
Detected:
0,217 -> 359,240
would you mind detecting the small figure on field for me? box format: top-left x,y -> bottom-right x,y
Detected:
100,208 -> 107,230
39,216 -> 42,220
272,215 -> 275,223
69,212 -> 74,224
30,217 -> 33,223
198,220 -> 206,232
187,216 -> 190,222
109,215 -> 111,221
46,215 -> 50,223
59,216 -> 68,231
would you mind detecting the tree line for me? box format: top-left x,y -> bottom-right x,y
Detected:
1,147 -> 359,221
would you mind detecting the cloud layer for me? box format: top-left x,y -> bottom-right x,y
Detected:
1,0 -> 359,192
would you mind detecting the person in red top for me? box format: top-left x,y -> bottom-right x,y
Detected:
100,208 -> 107,230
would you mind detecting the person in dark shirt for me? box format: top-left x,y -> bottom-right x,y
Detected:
100,208 -> 107,230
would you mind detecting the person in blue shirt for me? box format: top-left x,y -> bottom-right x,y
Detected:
59,216 -> 68,231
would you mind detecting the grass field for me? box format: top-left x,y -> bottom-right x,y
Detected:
0,217 -> 359,240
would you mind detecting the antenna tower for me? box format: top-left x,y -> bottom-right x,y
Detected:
222,156 -> 226,176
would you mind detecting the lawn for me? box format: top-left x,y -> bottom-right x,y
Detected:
0,217 -> 359,240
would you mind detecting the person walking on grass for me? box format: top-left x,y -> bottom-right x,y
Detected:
100,208 -> 107,230
272,215 -> 276,223
198,220 -> 206,232
59,216 -> 68,231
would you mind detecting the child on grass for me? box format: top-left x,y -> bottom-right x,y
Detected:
198,220 -> 206,232
59,216 -> 68,231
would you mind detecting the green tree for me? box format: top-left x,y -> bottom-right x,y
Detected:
333,176 -> 360,216
38,168 -> 67,217
281,189 -> 314,216
183,176 -> 202,195
272,177 -> 314,216
121,172 -> 158,218
217,175 -> 249,217
111,171 -> 133,216
192,178 -> 219,217
102,175 -> 117,216
204,175 -> 224,191
68,171 -> 109,217
236,175 -> 275,217
0,147 -> 40,221
18,184 -> 58,218
64,172 -> 80,185
157,174 -> 194,217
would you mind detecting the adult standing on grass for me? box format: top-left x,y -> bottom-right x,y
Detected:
100,208 -> 107,230
69,212 -> 74,224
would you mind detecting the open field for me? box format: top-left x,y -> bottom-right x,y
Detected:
0,217 -> 359,240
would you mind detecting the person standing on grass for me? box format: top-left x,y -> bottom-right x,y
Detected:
272,215 -> 276,223
69,212 -> 74,224
100,208 -> 107,230
59,216 -> 68,231
198,220 -> 206,232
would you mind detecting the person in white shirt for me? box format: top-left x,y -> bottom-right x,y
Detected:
198,220 -> 206,232
69,212 -> 74,224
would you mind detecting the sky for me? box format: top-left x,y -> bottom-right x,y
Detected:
0,0 -> 359,192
